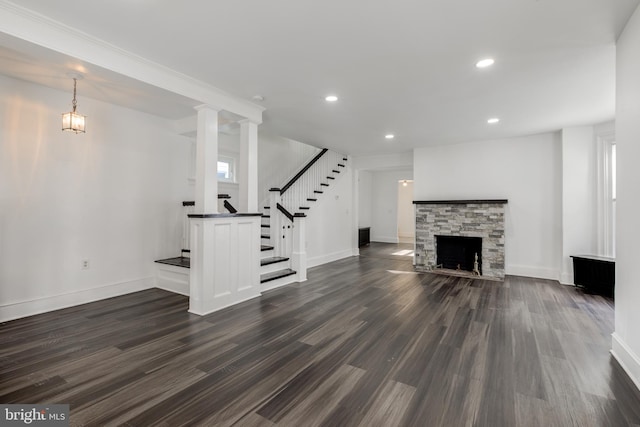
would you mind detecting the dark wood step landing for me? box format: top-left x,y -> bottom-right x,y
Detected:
260,268 -> 296,283
155,257 -> 190,268
260,256 -> 289,266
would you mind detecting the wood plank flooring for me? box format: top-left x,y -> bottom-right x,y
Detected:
2,242 -> 640,426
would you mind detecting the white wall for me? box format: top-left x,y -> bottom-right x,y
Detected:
0,75 -> 191,321
370,170 -> 414,243
397,181 -> 415,242
560,126 -> 598,284
257,133 -> 320,205
613,3 -> 640,392
413,133 -> 563,280
358,170 -> 373,227
306,164 -> 357,267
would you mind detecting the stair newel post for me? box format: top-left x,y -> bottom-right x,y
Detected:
292,215 -> 307,282
269,188 -> 282,255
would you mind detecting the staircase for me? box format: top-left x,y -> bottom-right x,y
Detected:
156,148 -> 348,295
258,149 -> 348,289
155,194 -> 237,268
259,209 -> 297,290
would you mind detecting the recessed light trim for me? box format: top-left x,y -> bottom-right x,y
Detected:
487,117 -> 500,124
476,58 -> 495,68
325,95 -> 338,102
385,134 -> 395,140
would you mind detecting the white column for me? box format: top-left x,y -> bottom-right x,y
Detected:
195,105 -> 219,213
269,189 -> 282,253
239,119 -> 259,212
292,215 -> 307,282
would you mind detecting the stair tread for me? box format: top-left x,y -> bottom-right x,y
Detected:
260,268 -> 296,283
264,206 -> 270,209
314,190 -> 323,194
261,245 -> 274,251
343,157 -> 348,161
261,224 -> 270,228
260,256 -> 290,266
338,164 -> 345,167
261,234 -> 270,239
327,176 -> 335,180
262,215 -> 270,218
155,257 -> 190,268
321,183 -> 329,186
332,169 -> 340,173
299,207 -> 310,210
307,198 -> 317,201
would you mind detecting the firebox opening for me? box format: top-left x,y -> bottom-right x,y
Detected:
436,235 -> 482,275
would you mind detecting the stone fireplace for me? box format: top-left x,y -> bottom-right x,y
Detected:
414,200 -> 507,279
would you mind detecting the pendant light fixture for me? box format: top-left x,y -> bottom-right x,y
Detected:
62,74 -> 86,133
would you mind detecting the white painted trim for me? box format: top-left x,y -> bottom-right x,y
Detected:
156,264 -> 190,296
0,277 -> 155,322
505,264 -> 560,281
308,249 -> 355,268
559,271 -> 574,286
0,0 -> 264,123
611,333 -> 640,393
371,236 -> 400,244
596,132 -> 616,257
261,275 -> 298,292
188,293 -> 261,316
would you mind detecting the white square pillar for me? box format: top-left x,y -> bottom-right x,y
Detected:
195,105 -> 219,213
239,119 -> 259,212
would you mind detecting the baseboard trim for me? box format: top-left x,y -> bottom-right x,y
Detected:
371,236 -> 399,244
0,277 -> 155,322
611,333 -> 640,393
505,264 -> 559,281
308,249 -> 355,268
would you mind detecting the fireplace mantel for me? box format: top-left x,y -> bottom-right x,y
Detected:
413,199 -> 508,205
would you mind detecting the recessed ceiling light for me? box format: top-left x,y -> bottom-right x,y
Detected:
325,95 -> 338,102
476,58 -> 495,68
385,134 -> 395,139
487,117 -> 500,124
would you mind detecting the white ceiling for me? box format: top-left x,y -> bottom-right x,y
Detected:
2,0 -> 639,155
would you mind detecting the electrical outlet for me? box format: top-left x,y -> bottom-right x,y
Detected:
82,259 -> 90,270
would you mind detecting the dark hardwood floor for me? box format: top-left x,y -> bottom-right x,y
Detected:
2,243 -> 640,426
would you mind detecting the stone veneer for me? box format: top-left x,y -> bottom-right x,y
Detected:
414,200 -> 507,279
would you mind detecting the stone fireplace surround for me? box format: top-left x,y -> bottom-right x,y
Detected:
414,200 -> 508,279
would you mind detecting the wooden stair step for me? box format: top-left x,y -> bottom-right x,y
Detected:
261,234 -> 270,239
262,215 -> 270,218
338,163 -> 345,167
260,256 -> 290,266
263,206 -> 270,210
343,157 -> 348,161
332,169 -> 340,173
307,198 -> 317,202
155,257 -> 190,268
327,176 -> 335,180
299,207 -> 310,210
261,224 -> 270,228
321,183 -> 329,186
314,190 -> 323,194
261,245 -> 274,251
260,268 -> 296,283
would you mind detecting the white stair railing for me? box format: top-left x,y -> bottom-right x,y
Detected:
267,149 -> 347,282
280,149 -> 344,214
